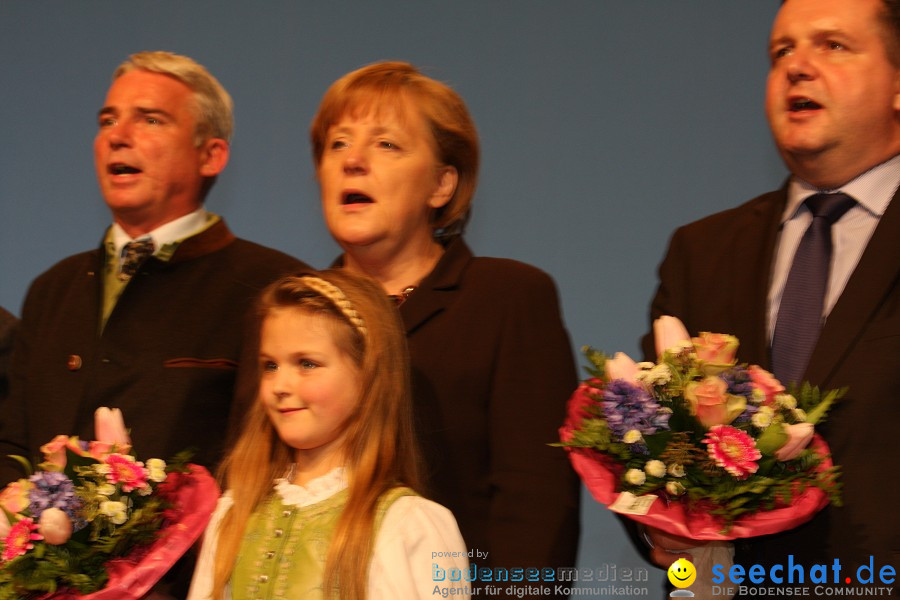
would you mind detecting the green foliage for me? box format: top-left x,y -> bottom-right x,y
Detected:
793,384 -> 846,425
5,456 -> 33,478
581,346 -> 607,380
562,418 -> 632,462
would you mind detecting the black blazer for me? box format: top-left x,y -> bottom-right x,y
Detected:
396,238 -> 581,592
642,186 -> 900,570
0,307 -> 15,404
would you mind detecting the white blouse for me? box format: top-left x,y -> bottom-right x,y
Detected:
187,468 -> 471,599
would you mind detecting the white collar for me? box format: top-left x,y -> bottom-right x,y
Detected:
783,154 -> 899,224
273,467 -> 348,507
111,207 -> 210,256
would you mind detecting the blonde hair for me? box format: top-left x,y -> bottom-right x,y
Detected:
114,50 -> 234,144
310,61 -> 480,239
211,270 -> 421,600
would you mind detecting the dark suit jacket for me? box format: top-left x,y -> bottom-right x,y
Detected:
0,307 -> 15,404
642,186 -> 900,572
395,238 -> 580,592
0,220 -> 307,485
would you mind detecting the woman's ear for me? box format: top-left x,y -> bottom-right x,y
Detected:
428,165 -> 458,209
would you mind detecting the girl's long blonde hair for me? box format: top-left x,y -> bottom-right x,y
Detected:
211,269 -> 422,600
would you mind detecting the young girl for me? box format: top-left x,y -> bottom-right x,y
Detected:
187,271 -> 469,600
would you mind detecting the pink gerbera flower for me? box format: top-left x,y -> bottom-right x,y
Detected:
703,425 -> 762,480
2,518 -> 43,561
104,454 -> 148,493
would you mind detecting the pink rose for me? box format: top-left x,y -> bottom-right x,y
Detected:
692,332 -> 739,369
0,509 -> 9,538
748,365 -> 785,406
653,315 -> 691,358
38,507 -> 73,545
774,423 -> 815,461
684,376 -> 746,428
40,435 -> 72,470
95,407 -> 131,449
605,352 -> 639,383
0,479 -> 33,514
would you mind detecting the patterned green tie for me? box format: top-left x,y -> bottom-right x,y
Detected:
117,238 -> 155,282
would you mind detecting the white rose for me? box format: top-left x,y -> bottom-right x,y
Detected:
96,483 -> 116,497
666,481 -> 686,496
644,460 -> 666,478
100,500 -> 128,525
667,463 -> 685,478
625,469 -> 646,486
623,430 -> 643,444
146,458 -> 167,483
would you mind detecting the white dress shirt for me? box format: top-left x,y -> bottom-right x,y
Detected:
111,207 -> 211,262
767,155 -> 900,340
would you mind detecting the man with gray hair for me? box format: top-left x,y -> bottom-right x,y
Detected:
0,51 -> 307,485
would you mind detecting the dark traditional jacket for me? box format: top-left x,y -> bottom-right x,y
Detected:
0,220 -> 306,484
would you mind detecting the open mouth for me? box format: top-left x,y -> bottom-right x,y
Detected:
789,98 -> 822,112
342,192 -> 374,205
109,163 -> 141,175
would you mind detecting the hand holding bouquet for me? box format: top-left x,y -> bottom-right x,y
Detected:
559,316 -> 842,539
0,408 -> 218,599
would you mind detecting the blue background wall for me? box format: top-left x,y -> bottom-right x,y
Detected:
0,1 -> 787,594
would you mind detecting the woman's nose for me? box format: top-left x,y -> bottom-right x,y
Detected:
343,148 -> 368,174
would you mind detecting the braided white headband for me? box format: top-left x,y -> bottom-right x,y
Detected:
299,275 -> 367,337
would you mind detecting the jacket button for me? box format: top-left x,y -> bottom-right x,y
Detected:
67,355 -> 82,371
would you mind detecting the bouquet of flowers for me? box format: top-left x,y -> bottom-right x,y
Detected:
559,316 -> 842,539
0,408 -> 218,599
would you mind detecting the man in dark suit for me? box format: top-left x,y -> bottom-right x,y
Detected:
0,308 -> 15,403
642,0 -> 900,588
0,51 -> 306,486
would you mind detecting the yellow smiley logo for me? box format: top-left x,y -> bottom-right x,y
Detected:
667,557 -> 697,588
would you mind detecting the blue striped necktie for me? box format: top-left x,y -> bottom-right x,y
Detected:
771,193 -> 856,386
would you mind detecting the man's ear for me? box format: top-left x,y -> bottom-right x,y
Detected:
428,165 -> 458,209
199,138 -> 230,177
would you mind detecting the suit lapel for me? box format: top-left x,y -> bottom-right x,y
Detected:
807,187 -> 900,386
400,238 -> 470,335
731,189 -> 787,368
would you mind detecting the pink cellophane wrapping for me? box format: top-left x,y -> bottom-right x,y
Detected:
45,464 -> 219,599
561,383 -> 833,541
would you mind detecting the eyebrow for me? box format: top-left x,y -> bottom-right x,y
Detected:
97,106 -> 177,120
770,27 -> 850,47
330,124 -> 394,137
